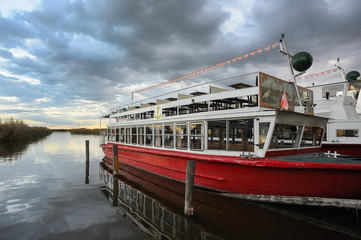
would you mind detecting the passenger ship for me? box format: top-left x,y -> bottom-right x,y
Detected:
100,35 -> 361,207
307,59 -> 361,156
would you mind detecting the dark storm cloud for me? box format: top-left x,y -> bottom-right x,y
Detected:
248,0 -> 361,60
1,0 -> 361,127
14,0 -> 231,87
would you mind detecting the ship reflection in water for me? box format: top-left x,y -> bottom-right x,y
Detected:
99,158 -> 361,240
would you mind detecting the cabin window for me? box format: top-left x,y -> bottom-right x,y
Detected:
228,119 -> 254,151
163,107 -> 177,117
126,127 -> 131,144
164,125 -> 174,148
179,105 -> 191,115
132,127 -> 137,144
138,126 -> 144,145
120,127 -> 125,143
270,124 -> 301,149
208,120 -> 226,150
346,85 -> 360,99
190,123 -> 204,151
322,84 -> 343,98
146,125 -> 153,146
259,122 -> 270,149
301,127 -> 323,146
154,125 -> 163,147
115,127 -> 120,142
145,111 -> 154,119
336,129 -> 359,137
107,128 -> 111,141
176,124 -> 188,150
112,127 -> 116,141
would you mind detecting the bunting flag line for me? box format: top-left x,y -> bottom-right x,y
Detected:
288,68 -> 339,83
133,42 -> 279,94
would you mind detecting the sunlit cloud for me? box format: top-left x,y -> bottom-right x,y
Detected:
0,96 -> 19,102
0,70 -> 41,85
0,0 -> 42,18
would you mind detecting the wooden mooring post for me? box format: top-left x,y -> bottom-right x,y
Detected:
85,140 -> 89,184
112,145 -> 119,176
184,161 -> 196,216
85,140 -> 89,162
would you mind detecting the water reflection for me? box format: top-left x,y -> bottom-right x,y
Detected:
100,164 -> 213,240
99,158 -> 361,240
0,140 -> 36,161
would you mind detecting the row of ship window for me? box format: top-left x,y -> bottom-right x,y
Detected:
106,120 -> 324,152
107,120 -> 257,151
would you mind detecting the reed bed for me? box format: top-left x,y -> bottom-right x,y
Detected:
0,118 -> 52,142
69,128 -> 102,135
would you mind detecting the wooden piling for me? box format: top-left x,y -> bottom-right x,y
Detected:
85,140 -> 89,162
112,145 -> 119,176
184,161 -> 196,216
85,140 -> 89,184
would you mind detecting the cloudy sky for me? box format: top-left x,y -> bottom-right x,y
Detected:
0,0 -> 361,128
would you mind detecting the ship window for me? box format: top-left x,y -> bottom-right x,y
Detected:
179,105 -> 191,115
228,119 -> 254,151
163,107 -> 178,116
154,125 -> 163,147
208,120 -> 226,150
190,123 -> 204,151
269,124 -> 301,149
176,124 -> 188,150
164,125 -> 174,148
336,129 -> 359,137
301,126 -> 323,146
322,84 -> 343,98
346,85 -> 360,99
259,122 -> 270,149
146,125 -> 153,146
115,127 -> 120,142
138,126 -> 144,145
145,111 -> 154,119
120,127 -> 125,143
132,127 -> 137,144
126,127 -> 131,144
107,128 -> 111,141
112,127 -> 116,141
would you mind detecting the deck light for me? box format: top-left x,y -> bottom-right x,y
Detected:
291,52 -> 313,72
346,71 -> 360,81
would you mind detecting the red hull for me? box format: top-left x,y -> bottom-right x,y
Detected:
321,143 -> 361,157
101,143 -> 361,200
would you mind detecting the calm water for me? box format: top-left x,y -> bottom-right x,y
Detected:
0,132 -> 360,240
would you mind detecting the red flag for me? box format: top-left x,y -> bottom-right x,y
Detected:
280,91 -> 288,110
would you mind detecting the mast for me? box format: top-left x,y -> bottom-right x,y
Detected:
278,33 -> 313,111
279,33 -> 302,106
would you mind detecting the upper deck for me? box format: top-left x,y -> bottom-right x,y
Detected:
106,72 -> 314,125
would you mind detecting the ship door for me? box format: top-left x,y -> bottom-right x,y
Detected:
254,117 -> 274,157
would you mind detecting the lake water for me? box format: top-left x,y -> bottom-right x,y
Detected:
0,132 -> 360,240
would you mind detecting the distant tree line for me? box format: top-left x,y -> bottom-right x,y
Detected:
69,128 -> 103,135
0,118 -> 52,142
